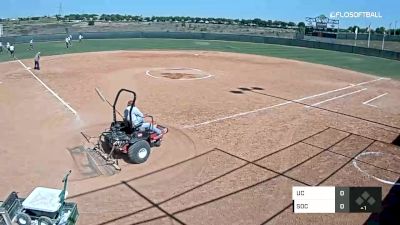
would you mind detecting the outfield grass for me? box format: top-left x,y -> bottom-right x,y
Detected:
1,38 -> 399,78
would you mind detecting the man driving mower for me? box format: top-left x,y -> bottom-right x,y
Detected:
124,100 -> 167,140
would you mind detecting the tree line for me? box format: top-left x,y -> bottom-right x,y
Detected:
347,25 -> 400,35
60,14 -> 301,28
2,14 -> 399,35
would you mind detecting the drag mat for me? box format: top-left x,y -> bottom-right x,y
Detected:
64,122 -> 111,181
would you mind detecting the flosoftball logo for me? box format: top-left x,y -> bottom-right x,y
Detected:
330,12 -> 383,19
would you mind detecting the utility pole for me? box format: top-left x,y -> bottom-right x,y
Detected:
336,20 -> 340,39
58,2 -> 63,17
395,21 -> 398,36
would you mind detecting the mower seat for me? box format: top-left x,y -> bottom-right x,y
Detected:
121,120 -> 133,134
123,119 -> 145,134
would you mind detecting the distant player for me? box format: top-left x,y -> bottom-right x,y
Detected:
6,42 -> 10,53
34,52 -> 41,70
78,34 -> 83,42
68,34 -> 73,46
9,44 -> 15,58
29,39 -> 34,50
65,37 -> 69,48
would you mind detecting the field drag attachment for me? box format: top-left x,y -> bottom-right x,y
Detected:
67,132 -> 121,177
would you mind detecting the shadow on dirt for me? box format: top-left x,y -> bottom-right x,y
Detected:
231,87 -> 265,95
251,87 -> 265,90
238,87 -> 252,91
392,134 -> 400,147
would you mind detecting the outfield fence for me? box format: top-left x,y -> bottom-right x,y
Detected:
337,33 -> 400,41
1,31 -> 399,60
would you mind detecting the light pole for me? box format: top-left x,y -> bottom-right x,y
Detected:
367,24 -> 371,48
395,21 -> 398,36
382,31 -> 386,50
354,27 -> 358,46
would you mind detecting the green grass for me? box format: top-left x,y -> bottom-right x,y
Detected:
1,38 -> 400,78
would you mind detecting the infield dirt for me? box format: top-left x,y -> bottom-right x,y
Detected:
0,50 -> 399,224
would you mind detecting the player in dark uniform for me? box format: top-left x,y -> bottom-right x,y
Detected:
34,52 -> 41,70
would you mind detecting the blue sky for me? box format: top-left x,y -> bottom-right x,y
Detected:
1,0 -> 399,28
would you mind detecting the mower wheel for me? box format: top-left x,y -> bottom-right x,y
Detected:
15,212 -> 31,225
128,140 -> 151,164
38,216 -> 53,225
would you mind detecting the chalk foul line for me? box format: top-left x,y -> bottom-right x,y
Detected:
184,77 -> 389,129
16,59 -> 79,117
306,88 -> 367,108
363,93 -> 388,108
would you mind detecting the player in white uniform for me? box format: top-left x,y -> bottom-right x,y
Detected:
29,39 -> 34,50
65,37 -> 70,48
9,44 -> 15,58
78,34 -> 83,42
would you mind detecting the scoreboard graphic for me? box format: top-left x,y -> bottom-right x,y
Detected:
292,186 -> 382,213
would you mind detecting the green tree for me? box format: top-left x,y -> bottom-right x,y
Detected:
272,20 -> 280,27
348,26 -> 360,33
252,18 -> 263,26
375,27 -> 385,34
297,22 -> 305,27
